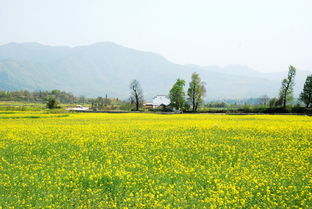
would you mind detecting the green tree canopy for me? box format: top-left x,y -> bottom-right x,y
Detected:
46,97 -> 60,109
187,73 -> 206,112
169,79 -> 186,110
279,65 -> 296,108
300,74 -> 312,108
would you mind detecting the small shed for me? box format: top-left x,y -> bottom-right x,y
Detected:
143,103 -> 153,110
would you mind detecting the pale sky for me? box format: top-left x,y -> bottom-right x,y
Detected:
0,0 -> 311,72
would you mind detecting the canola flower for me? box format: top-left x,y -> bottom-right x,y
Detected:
0,112 -> 311,208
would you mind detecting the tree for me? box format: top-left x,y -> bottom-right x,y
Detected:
91,97 -> 105,111
104,94 -> 111,107
169,79 -> 186,110
129,79 -> 144,111
46,97 -> 60,109
78,96 -> 86,104
187,73 -> 206,112
279,65 -> 296,108
269,97 -> 280,108
258,95 -> 270,106
300,74 -> 312,107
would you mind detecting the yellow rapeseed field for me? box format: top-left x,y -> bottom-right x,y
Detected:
0,112 -> 311,208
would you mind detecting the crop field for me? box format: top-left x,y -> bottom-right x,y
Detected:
0,112 -> 311,208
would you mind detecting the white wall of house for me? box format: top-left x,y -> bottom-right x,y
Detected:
152,95 -> 170,108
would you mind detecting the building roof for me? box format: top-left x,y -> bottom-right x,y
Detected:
153,95 -> 169,99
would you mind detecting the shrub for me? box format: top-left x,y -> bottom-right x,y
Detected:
46,97 -> 60,109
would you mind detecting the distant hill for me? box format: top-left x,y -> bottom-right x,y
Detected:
0,42 -> 311,100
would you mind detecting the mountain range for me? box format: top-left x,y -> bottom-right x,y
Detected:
0,42 -> 311,100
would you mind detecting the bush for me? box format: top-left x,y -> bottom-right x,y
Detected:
46,97 -> 60,109
261,107 -> 290,113
291,107 -> 312,114
153,105 -> 172,112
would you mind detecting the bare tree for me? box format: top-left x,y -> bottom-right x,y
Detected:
259,95 -> 270,106
129,80 -> 144,111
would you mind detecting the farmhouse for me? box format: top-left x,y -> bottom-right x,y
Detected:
143,103 -> 153,110
152,95 -> 170,109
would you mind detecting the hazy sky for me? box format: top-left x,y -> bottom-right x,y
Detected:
0,0 -> 311,72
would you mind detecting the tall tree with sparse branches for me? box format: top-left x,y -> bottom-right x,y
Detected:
187,73 -> 206,112
300,74 -> 312,107
129,79 -> 144,111
279,65 -> 296,108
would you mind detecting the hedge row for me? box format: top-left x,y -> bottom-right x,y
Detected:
185,107 -> 312,114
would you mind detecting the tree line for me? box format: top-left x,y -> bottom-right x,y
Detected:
0,89 -> 82,103
1,65 -> 311,111
270,65 -> 312,108
129,65 -> 312,112
129,72 -> 206,112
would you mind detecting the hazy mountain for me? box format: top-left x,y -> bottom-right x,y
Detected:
0,42 -> 311,100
